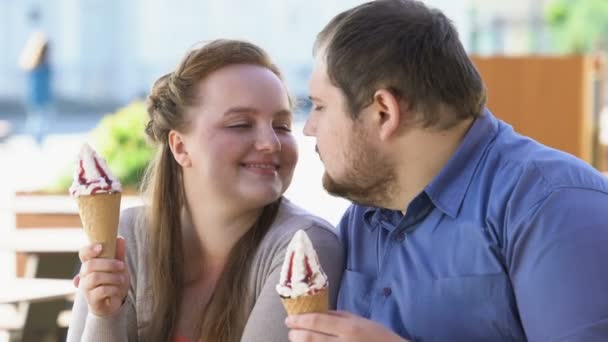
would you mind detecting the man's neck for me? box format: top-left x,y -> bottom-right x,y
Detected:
388,118 -> 474,213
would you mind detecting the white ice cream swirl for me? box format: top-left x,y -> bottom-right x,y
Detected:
276,229 -> 328,298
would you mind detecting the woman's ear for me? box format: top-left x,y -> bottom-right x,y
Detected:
168,130 -> 192,167
372,89 -> 403,141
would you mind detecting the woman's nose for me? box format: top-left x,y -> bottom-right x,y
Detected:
255,126 -> 281,152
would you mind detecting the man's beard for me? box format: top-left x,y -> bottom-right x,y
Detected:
321,131 -> 397,208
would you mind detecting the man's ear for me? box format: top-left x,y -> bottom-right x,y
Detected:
371,89 -> 403,141
168,130 -> 192,167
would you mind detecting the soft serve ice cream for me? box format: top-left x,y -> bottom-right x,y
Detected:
70,143 -> 122,259
69,143 -> 121,196
276,230 -> 329,314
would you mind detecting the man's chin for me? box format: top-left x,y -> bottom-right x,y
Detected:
322,172 -> 368,205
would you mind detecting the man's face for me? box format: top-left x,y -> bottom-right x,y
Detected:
303,54 -> 395,206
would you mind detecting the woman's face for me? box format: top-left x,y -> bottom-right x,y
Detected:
175,64 -> 297,208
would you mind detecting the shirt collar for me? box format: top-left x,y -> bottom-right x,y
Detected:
362,206 -> 403,232
362,193 -> 432,232
424,109 -> 500,218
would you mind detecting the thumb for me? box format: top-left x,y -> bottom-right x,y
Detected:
73,274 -> 80,288
115,235 -> 127,262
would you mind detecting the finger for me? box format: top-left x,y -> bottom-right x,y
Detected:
80,259 -> 124,277
79,243 -> 103,262
286,314 -> 341,337
81,272 -> 126,291
73,274 -> 80,288
89,285 -> 123,304
288,328 -> 337,342
115,236 -> 126,262
327,310 -> 355,318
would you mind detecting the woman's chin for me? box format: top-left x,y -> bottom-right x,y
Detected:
237,188 -> 284,207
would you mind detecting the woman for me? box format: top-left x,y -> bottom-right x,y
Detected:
66,39 -> 344,342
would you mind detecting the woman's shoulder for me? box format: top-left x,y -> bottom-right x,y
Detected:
117,205 -> 151,260
262,198 -> 340,249
118,205 -> 147,240
273,197 -> 335,232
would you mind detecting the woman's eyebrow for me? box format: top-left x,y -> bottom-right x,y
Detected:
223,106 -> 257,116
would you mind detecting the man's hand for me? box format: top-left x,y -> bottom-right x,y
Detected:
285,311 -> 408,342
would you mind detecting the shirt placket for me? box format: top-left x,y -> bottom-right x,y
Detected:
369,202 -> 434,326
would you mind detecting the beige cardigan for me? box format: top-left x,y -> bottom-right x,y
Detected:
66,198 -> 344,341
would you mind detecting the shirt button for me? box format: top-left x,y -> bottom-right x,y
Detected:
383,287 -> 392,297
395,232 -> 405,242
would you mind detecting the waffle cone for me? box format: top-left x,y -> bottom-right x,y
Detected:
280,287 -> 328,315
78,192 -> 121,258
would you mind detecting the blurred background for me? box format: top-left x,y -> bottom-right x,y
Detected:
0,0 -> 607,340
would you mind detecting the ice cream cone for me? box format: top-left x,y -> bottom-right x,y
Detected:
78,192 -> 121,258
280,287 -> 328,315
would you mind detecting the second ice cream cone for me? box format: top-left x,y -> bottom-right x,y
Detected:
281,287 -> 328,315
78,192 -> 121,258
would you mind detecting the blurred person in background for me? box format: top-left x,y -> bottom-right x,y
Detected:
18,8 -> 53,145
66,39 -> 343,342
287,0 -> 608,341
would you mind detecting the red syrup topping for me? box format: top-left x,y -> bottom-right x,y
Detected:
72,157 -> 115,195
285,251 -> 295,288
303,255 -> 313,284
92,157 -> 114,194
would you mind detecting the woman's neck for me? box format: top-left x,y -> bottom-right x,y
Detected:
180,201 -> 261,281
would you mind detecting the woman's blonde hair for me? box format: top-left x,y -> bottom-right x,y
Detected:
142,39 -> 287,342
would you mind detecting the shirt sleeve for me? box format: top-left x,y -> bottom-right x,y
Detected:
65,290 -> 137,342
65,207 -> 140,341
507,188 -> 608,342
240,223 -> 345,342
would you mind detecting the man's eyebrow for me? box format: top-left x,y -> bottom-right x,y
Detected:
308,96 -> 322,102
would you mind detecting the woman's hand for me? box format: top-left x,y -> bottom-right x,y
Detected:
74,236 -> 130,317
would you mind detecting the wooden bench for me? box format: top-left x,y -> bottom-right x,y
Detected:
0,278 -> 75,342
0,229 -> 85,341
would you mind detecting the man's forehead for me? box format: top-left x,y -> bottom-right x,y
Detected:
311,55 -> 328,82
313,44 -> 328,66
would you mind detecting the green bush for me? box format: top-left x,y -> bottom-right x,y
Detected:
545,0 -> 608,53
49,101 -> 154,193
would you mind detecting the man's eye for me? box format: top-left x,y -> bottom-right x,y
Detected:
313,105 -> 325,111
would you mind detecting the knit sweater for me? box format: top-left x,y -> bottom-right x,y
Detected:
66,198 -> 344,341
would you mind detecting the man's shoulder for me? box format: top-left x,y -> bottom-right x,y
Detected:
488,128 -> 608,197
479,129 -> 608,228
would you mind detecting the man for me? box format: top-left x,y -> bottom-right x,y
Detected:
286,0 -> 608,341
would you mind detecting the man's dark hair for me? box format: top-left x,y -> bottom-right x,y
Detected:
315,0 -> 486,128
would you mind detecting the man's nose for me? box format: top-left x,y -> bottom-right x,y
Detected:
303,113 -> 317,136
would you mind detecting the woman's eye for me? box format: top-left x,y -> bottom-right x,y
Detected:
274,125 -> 292,132
313,105 -> 324,111
228,123 -> 251,129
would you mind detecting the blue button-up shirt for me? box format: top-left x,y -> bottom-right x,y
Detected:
336,110 -> 608,341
